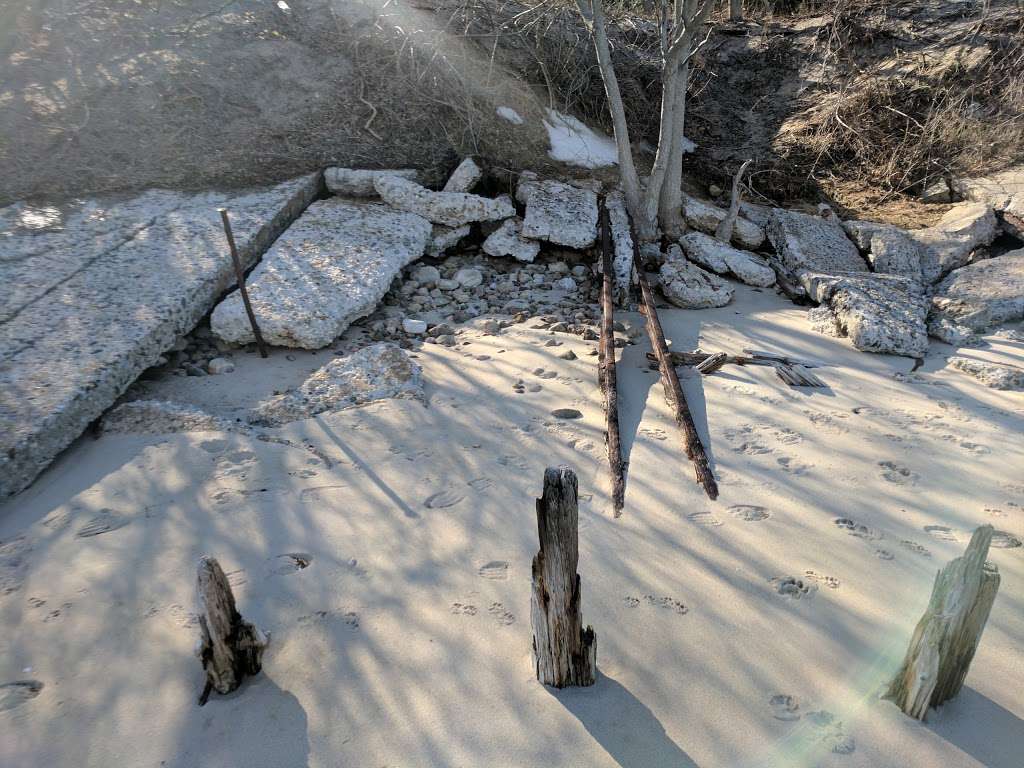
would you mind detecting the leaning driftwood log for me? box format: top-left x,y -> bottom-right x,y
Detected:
598,202 -> 626,515
196,556 -> 268,705
885,525 -> 1001,720
531,467 -> 597,688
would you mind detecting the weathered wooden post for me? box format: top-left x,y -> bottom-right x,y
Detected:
196,556 -> 268,705
885,525 -> 1001,720
530,466 -> 597,687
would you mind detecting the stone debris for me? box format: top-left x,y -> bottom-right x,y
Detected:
682,193 -> 765,250
207,357 -> 235,375
250,343 -> 424,426
764,207 -> 868,276
801,272 -> 929,358
321,168 -> 413,198
678,230 -> 775,287
909,202 -> 998,283
427,224 -> 471,257
402,319 -> 427,335
924,167 -> 1024,237
482,218 -> 540,262
928,249 -> 1024,344
212,199 -> 431,349
101,400 -> 242,434
374,175 -> 514,227
605,191 -> 636,306
658,244 -> 735,309
324,167 -> 418,197
454,268 -> 484,288
0,173 -> 320,499
517,178 -> 598,249
442,158 -> 483,193
841,220 -> 924,281
948,357 -> 1024,390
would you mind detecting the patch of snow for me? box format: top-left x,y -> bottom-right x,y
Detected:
542,109 -> 618,169
680,136 -> 697,154
496,106 -> 524,125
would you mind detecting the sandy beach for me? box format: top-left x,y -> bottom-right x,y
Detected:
2,285 -> 1020,767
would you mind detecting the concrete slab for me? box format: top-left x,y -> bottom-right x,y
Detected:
0,174 -> 321,498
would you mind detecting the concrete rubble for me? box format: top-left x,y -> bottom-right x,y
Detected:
928,249 -> 1024,344
801,271 -> 929,358
212,199 -> 432,349
482,218 -> 540,262
604,191 -> 636,306
427,224 -> 471,257
0,173 -> 321,498
948,356 -> 1024,391
101,400 -> 243,434
250,343 -> 424,426
682,193 -> 765,250
442,158 -> 483,193
374,175 -> 514,227
324,167 -> 418,197
842,220 -> 924,282
678,230 -> 775,287
909,202 -> 998,283
517,178 -> 598,249
763,207 -> 868,276
659,244 -> 735,309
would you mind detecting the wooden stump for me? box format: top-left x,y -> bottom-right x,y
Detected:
885,525 -> 1001,720
196,556 -> 268,704
530,467 -> 597,688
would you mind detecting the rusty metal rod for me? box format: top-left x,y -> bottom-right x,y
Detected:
218,207 -> 268,358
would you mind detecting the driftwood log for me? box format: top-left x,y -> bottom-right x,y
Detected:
885,525 -> 1001,720
196,556 -> 268,705
645,350 -> 826,387
531,467 -> 596,688
598,202 -> 626,515
632,251 -> 719,499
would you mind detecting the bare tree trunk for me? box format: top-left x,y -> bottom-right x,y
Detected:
531,467 -> 597,688
657,55 -> 692,237
729,0 -> 743,22
583,1 -> 644,229
885,526 -> 1001,720
715,159 -> 752,243
196,556 -> 268,704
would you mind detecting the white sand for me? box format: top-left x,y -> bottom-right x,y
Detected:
1,286 -> 1021,767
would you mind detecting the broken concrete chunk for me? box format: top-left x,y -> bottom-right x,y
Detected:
765,207 -> 868,276
483,218 -> 540,262
442,158 -> 483,193
102,400 -> 241,435
373,175 -> 514,227
928,249 -> 1024,344
605,191 -> 636,306
212,199 -> 431,349
679,230 -> 775,287
324,167 -> 418,197
659,244 -> 734,309
842,220 -> 925,281
427,224 -> 471,257
0,173 -> 321,499
948,357 -> 1024,390
250,343 -> 424,426
519,179 -> 598,249
801,272 -> 929,357
682,193 -> 765,250
910,202 -> 998,283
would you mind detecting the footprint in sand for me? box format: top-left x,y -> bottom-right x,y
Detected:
898,539 -> 932,558
804,570 -> 840,589
874,549 -> 895,561
623,595 -> 688,614
771,575 -> 818,599
76,509 -> 130,538
567,437 -> 596,453
924,525 -> 957,542
687,511 -> 723,526
451,602 -> 477,616
42,602 -> 72,623
533,368 -> 557,380
878,461 -> 916,485
622,596 -> 641,608
488,602 -> 516,625
728,505 -> 771,522
769,694 -> 801,721
805,710 -> 856,755
991,530 -> 1022,549
497,454 -> 528,470
640,427 -> 668,441
271,553 -> 313,575
200,439 -> 228,454
299,485 -> 349,503
723,426 -> 772,455
958,441 -> 991,455
1,537 -> 32,595
298,610 -> 360,630
0,680 -> 43,711
478,560 -> 510,580
777,456 -> 812,475
424,489 -> 465,509
833,518 -> 882,541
